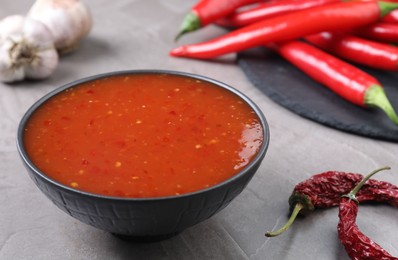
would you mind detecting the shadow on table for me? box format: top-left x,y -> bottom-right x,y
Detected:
103,219 -> 250,260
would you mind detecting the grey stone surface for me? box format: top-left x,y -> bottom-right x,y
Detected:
1,1 -> 397,260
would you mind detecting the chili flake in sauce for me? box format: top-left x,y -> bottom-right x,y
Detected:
23,73 -> 264,198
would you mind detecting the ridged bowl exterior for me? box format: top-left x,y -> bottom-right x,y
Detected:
24,158 -> 260,239
17,70 -> 269,240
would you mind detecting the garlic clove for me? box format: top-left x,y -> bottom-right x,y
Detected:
0,15 -> 58,82
25,48 -> 59,79
0,15 -> 26,39
28,0 -> 93,54
23,14 -> 55,45
0,47 -> 25,83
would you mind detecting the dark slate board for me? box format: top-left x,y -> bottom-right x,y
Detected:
237,47 -> 398,142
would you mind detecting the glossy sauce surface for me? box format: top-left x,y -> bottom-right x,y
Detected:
24,73 -> 264,198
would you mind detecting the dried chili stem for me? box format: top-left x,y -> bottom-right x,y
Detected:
265,203 -> 304,237
344,166 -> 391,201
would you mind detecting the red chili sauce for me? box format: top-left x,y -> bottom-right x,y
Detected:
24,73 -> 264,198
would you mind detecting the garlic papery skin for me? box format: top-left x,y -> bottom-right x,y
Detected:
28,0 -> 93,54
0,15 -> 59,83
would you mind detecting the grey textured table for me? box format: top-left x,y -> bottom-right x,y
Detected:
1,1 -> 397,259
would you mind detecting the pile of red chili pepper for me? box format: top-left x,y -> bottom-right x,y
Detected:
171,0 -> 398,126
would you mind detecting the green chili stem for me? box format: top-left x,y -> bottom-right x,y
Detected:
365,85 -> 398,126
265,203 -> 304,237
343,166 -> 391,201
175,12 -> 201,41
378,1 -> 398,18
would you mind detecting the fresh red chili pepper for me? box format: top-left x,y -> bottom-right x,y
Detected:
216,0 -> 340,28
382,9 -> 398,23
216,0 -> 398,28
170,1 -> 398,59
265,167 -> 398,237
272,40 -> 398,125
355,22 -> 398,43
176,0 -> 261,40
338,167 -> 398,260
305,32 -> 398,71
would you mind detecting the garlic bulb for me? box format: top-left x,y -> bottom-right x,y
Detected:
0,15 -> 58,83
28,0 -> 93,54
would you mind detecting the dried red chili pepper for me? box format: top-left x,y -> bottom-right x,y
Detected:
265,167 -> 398,237
304,32 -> 398,71
216,0 -> 340,28
355,22 -> 398,43
170,1 -> 398,59
338,167 -> 398,259
271,40 -> 398,125
176,0 -> 260,40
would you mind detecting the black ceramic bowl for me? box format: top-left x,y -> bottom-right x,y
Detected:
16,70 -> 270,241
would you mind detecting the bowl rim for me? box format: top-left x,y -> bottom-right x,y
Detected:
16,69 -> 270,202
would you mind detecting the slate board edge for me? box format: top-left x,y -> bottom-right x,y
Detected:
238,57 -> 398,143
